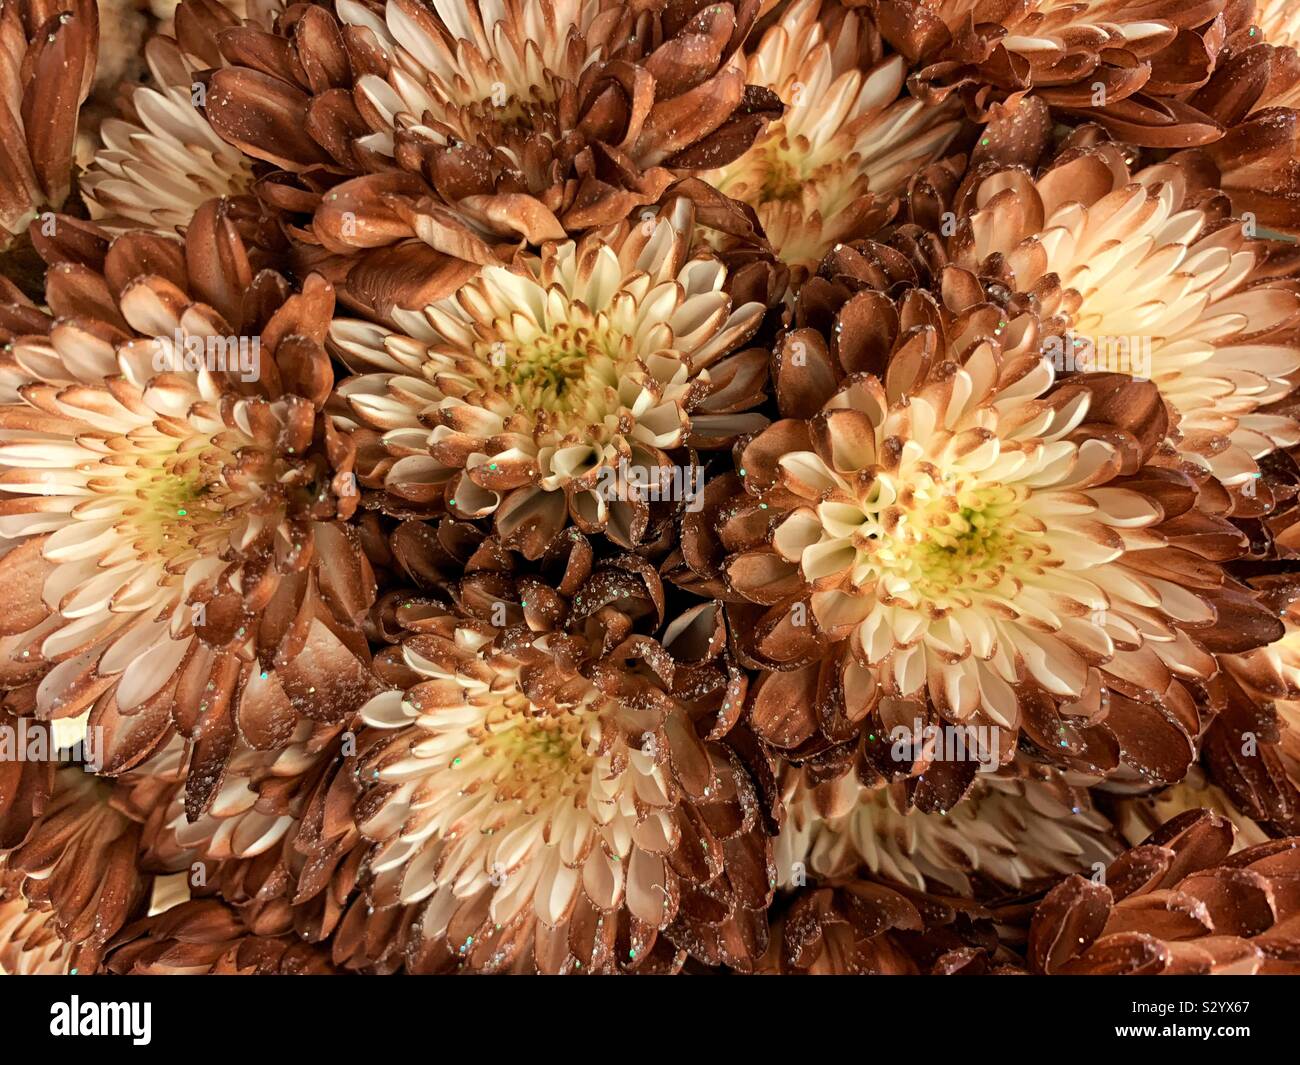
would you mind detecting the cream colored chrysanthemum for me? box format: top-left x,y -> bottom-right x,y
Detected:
333,198 -> 766,550
702,0 -> 959,272
344,0 -> 608,149
358,629 -> 680,938
955,146 -> 1300,486
752,363 -> 1218,726
352,619 -> 740,974
774,768 -> 1117,895
0,263 -> 365,758
317,597 -> 769,973
82,37 -> 253,233
0,342 -> 268,716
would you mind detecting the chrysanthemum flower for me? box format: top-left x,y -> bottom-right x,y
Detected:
201,0 -> 779,313
947,142 -> 1300,492
776,767 -> 1117,895
333,196 -> 768,556
872,0 -> 1226,145
349,592 -> 772,973
0,213 -> 377,796
81,35 -> 254,234
716,245 -> 1274,783
1028,809 -> 1300,974
0,0 -> 96,259
700,0 -> 960,275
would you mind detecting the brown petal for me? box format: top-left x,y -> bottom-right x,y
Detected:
207,68 -> 333,170
1028,874 -> 1112,974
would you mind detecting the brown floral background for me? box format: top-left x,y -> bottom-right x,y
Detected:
1,0 -> 1300,976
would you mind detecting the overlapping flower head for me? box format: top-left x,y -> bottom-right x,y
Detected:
871,0 -> 1234,145
332,192 -> 770,554
775,762 -> 1118,896
190,0 -> 782,313
80,33 -> 255,233
8,0 -> 1300,979
102,898 -> 339,973
942,141 -> 1300,494
345,540 -> 774,972
0,728 -> 143,972
1027,809 -> 1300,974
0,208 -> 378,804
700,0 -> 961,275
757,875 -> 1004,973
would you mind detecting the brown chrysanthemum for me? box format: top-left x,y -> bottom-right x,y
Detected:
1028,808 -> 1300,974
0,209 -> 379,799
120,711 -> 377,965
1207,573 -> 1300,835
706,237 -> 1272,788
757,876 -> 1004,974
0,764 -> 144,972
198,0 -> 780,313
102,897 -> 337,973
1189,15 -> 1300,234
332,195 -> 770,556
0,0 -> 97,281
870,0 -> 1228,146
343,572 -> 772,973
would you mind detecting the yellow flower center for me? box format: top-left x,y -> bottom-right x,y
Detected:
755,131 -> 807,202
102,430 -> 246,562
846,472 -> 1047,602
476,313 -> 628,426
470,690 -> 603,807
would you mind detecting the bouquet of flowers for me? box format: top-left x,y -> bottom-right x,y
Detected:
2,0 -> 1299,976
